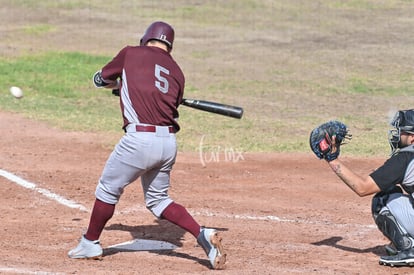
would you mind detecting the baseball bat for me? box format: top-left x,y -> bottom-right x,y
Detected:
112,90 -> 243,119
181,98 -> 243,119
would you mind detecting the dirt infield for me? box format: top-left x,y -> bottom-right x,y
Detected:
3,1 -> 414,274
2,111 -> 414,274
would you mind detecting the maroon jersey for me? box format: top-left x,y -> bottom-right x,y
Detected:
100,46 -> 185,131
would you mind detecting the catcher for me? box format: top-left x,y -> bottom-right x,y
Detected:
310,110 -> 414,267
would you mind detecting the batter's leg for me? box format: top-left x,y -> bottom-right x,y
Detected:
84,199 -> 115,241
161,202 -> 201,237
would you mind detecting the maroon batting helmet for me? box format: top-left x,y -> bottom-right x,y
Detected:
140,21 -> 175,52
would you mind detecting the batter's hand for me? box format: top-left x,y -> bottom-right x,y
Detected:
93,71 -> 120,89
112,89 -> 120,96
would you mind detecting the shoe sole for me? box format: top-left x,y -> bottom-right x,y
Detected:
210,232 -> 227,270
69,254 -> 103,260
379,259 -> 414,267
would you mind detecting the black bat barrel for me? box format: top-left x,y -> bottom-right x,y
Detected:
181,99 -> 243,119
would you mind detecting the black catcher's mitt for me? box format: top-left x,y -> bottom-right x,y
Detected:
309,120 -> 352,161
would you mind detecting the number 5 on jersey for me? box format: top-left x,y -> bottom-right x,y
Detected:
155,64 -> 169,94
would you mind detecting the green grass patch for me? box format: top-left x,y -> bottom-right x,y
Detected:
2,0 -> 414,156
23,24 -> 56,35
0,49 -> 410,155
0,52 -> 120,133
11,0 -> 93,9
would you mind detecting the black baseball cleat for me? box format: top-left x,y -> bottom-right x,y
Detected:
379,248 -> 414,267
384,243 -> 398,256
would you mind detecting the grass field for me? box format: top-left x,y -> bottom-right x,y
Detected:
1,0 -> 414,155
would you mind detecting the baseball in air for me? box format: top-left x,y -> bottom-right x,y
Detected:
10,86 -> 23,98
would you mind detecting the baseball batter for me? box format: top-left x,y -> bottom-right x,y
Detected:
310,109 -> 414,267
68,21 -> 226,270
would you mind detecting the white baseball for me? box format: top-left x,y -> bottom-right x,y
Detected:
10,86 -> 23,98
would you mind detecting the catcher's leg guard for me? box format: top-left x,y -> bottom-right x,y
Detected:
371,187 -> 414,251
375,210 -> 413,251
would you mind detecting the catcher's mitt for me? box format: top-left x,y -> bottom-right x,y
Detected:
309,120 -> 352,161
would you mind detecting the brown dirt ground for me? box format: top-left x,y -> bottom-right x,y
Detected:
2,2 -> 414,275
2,111 -> 414,275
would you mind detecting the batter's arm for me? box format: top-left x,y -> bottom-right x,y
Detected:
94,46 -> 130,90
328,159 -> 381,197
93,71 -> 120,89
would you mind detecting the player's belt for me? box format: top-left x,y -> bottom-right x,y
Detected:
135,125 -> 175,133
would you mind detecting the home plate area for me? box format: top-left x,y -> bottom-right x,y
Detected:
106,239 -> 178,253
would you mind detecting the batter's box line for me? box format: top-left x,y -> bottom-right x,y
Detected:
190,209 -> 377,230
0,168 -> 376,231
117,206 -> 377,230
0,168 -> 88,212
0,267 -> 65,275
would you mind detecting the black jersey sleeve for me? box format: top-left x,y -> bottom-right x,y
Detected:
370,152 -> 411,192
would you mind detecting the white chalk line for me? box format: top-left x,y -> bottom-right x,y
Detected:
191,209 -> 377,229
0,168 -> 376,274
0,168 -> 376,228
118,203 -> 377,229
0,169 -> 87,212
0,267 -> 65,275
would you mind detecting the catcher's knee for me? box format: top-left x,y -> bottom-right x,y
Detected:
371,186 -> 402,219
371,187 -> 412,250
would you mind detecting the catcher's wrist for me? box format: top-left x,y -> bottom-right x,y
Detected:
328,159 -> 342,175
325,154 -> 338,162
327,158 -> 339,164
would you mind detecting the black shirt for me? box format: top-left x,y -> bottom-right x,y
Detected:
370,148 -> 414,194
